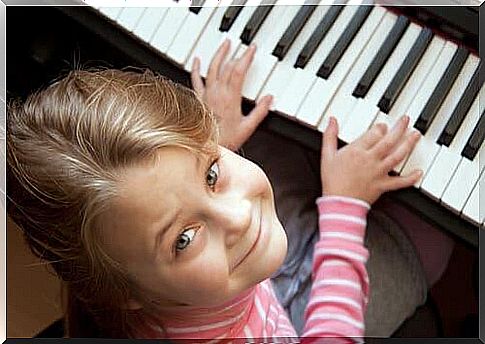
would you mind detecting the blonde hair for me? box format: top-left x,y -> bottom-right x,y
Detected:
7,68 -> 218,337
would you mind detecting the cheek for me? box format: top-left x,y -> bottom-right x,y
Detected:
255,220 -> 288,280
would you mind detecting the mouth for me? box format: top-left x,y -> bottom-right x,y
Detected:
231,203 -> 262,272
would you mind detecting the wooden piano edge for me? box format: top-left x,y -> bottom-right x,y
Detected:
56,5 -> 480,248
384,6 -> 479,54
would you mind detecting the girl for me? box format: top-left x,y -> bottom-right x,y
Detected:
7,38 -> 423,342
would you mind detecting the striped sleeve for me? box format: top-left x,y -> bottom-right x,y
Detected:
301,195 -> 370,344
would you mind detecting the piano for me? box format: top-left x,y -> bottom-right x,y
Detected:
6,1 -> 483,247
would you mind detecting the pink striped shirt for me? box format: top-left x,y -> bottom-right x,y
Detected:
137,196 -> 370,343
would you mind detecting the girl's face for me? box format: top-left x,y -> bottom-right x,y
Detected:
100,146 -> 287,310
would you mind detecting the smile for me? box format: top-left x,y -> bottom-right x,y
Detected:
231,203 -> 263,272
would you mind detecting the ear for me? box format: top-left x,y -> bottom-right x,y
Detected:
124,298 -> 143,310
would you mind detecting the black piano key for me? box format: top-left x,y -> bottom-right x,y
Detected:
462,109 -> 485,160
219,1 -> 247,32
317,6 -> 372,79
437,63 -> 482,147
352,15 -> 410,98
272,5 -> 317,61
378,28 -> 433,114
189,0 -> 205,14
294,6 -> 343,69
414,46 -> 469,135
240,3 -> 274,45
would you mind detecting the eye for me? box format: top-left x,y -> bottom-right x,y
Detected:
175,228 -> 196,251
206,161 -> 219,189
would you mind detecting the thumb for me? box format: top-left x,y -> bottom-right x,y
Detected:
322,116 -> 338,159
244,95 -> 272,133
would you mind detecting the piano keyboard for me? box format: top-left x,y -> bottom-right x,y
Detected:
91,1 -> 484,229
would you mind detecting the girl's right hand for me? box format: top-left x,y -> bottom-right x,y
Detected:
320,115 -> 423,205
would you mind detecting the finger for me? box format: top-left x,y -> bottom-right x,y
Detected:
230,44 -> 257,93
221,60 -> 236,85
380,130 -> 421,172
354,122 -> 388,149
371,115 -> 410,159
322,116 -> 338,160
207,39 -> 231,86
243,94 -> 272,134
380,169 -> 423,192
191,57 -> 205,97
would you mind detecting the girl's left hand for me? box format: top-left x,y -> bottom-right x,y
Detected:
191,39 -> 273,151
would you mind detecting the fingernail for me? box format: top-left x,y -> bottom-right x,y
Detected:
267,95 -> 273,105
417,170 -> 423,178
377,122 -> 387,132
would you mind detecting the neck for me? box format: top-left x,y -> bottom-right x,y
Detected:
135,285 -> 257,337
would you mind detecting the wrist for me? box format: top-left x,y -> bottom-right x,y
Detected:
318,194 -> 371,210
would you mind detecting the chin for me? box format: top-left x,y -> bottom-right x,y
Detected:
233,218 -> 288,294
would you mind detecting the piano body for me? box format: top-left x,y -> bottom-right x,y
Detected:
5,1 -> 483,247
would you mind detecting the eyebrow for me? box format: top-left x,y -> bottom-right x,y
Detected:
153,154 -> 206,258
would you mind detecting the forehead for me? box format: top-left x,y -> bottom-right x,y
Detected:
115,147 -> 203,216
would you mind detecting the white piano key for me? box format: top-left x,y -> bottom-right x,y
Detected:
259,3 -> 330,111
238,0 -> 297,54
324,11 -> 397,142
277,5 -> 360,121
185,0 -> 260,76
116,7 -> 146,32
99,7 -> 123,20
238,47 -> 279,100
420,148 -> 461,201
299,6 -> 386,131
217,0 -> 265,65
167,0 -> 220,65
133,7 -> 170,43
235,1 -> 302,100
393,41 -> 457,172
378,36 -> 446,124
304,6 -> 386,129
461,169 -> 485,225
335,11 -> 398,96
441,142 -> 485,214
371,35 -> 446,153
365,23 -> 422,104
150,1 -> 192,54
278,70 -> 315,119
344,98 -> 386,140
183,0 -> 231,75
350,23 -> 422,140
400,54 -> 480,185
82,0 -> 99,8
421,84 -> 484,200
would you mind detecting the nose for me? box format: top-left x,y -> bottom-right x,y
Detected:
212,198 -> 252,248
210,149 -> 270,247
